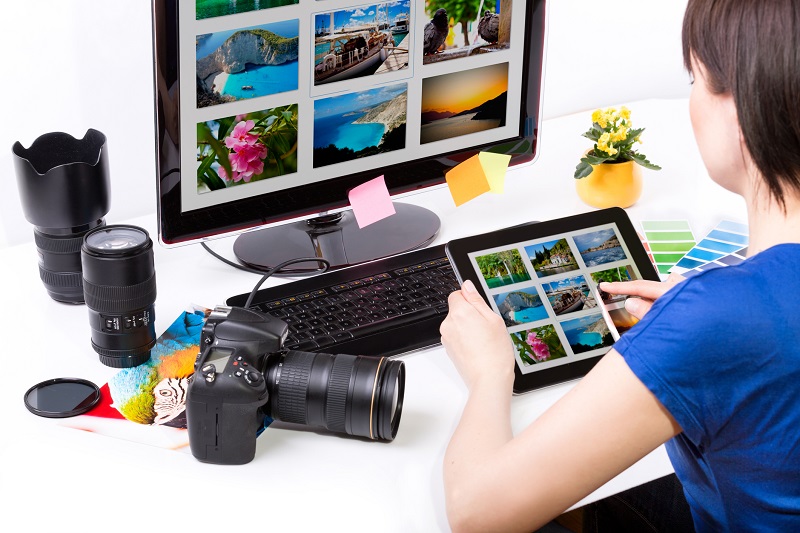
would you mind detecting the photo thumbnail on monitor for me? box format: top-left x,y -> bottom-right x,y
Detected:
542,275 -> 596,317
196,20 -> 299,109
559,313 -> 614,355
313,1 -> 411,86
196,104 -> 299,193
420,62 -> 508,144
313,83 -> 408,168
526,238 -> 580,279
475,248 -> 531,289
493,287 -> 548,327
422,0 -> 512,64
196,0 -> 299,21
573,228 -> 628,267
510,324 -> 567,367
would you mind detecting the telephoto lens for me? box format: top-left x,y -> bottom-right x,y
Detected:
264,350 -> 405,441
80,225 -> 157,368
11,129 -> 110,303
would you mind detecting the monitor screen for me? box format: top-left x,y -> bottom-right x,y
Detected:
152,0 -> 548,271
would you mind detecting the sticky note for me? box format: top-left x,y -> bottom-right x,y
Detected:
670,220 -> 748,275
348,175 -> 396,228
640,220 -> 696,280
444,152 -> 511,206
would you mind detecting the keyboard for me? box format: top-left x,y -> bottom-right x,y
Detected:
225,244 -> 458,357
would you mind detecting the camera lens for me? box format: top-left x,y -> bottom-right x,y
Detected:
80,225 -> 157,368
12,129 -> 111,304
264,351 -> 405,441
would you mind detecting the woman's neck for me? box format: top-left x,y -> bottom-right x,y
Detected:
745,187 -> 800,255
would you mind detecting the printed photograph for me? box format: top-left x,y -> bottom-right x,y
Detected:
476,248 -> 531,289
313,83 -> 407,168
314,1 -> 411,86
560,313 -> 614,355
510,324 -> 567,366
590,264 -> 640,304
196,20 -> 299,109
422,0 -> 512,64
196,0 -> 298,20
493,287 -> 548,327
526,238 -> 580,278
420,62 -> 508,144
542,275 -> 596,316
197,104 -> 298,193
608,307 -> 639,334
573,228 -> 628,267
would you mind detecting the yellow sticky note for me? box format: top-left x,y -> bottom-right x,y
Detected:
444,152 -> 511,206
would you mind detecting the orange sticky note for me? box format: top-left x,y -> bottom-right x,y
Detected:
348,175 -> 396,228
444,152 -> 511,206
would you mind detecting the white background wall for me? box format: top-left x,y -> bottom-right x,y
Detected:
0,0 -> 690,249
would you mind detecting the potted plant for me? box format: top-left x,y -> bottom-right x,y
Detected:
574,106 -> 660,208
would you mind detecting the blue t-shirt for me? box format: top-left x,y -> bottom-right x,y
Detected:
614,244 -> 800,531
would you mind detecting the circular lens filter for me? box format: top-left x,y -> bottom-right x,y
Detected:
24,378 -> 101,418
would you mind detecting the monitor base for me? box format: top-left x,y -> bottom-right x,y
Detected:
232,202 -> 441,275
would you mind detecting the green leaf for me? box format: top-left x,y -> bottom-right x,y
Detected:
205,132 -> 233,179
203,167 -> 227,190
630,152 -> 662,170
583,153 -> 612,165
574,161 -> 594,179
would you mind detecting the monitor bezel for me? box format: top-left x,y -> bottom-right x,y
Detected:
152,0 -> 548,247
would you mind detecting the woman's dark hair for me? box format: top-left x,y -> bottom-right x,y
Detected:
682,0 -> 800,208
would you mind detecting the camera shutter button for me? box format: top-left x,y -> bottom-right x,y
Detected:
244,369 -> 262,386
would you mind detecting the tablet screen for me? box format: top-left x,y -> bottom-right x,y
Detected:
446,208 -> 659,392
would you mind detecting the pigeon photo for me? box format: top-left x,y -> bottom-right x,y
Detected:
422,0 -> 512,65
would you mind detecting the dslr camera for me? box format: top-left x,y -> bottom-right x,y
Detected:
187,306 -> 405,465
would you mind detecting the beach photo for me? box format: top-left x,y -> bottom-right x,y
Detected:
196,104 -> 298,193
559,313 -> 614,355
590,264 -> 639,304
420,62 -> 508,144
313,83 -> 407,168
196,20 -> 299,109
475,248 -> 531,289
196,0 -> 298,20
573,228 -> 628,267
526,238 -> 580,278
314,1 -> 410,86
493,287 -> 548,327
422,0 -> 512,64
510,324 -> 567,366
542,275 -> 596,316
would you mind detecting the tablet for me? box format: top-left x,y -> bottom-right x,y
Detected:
445,207 -> 660,394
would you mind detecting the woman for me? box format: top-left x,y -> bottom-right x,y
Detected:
439,1 -> 800,531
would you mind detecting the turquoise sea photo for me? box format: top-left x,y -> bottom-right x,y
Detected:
493,288 -> 548,327
313,83 -> 408,167
196,20 -> 299,109
196,0 -> 298,21
559,313 -> 613,355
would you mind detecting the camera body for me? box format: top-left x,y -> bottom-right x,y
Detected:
187,306 -> 287,465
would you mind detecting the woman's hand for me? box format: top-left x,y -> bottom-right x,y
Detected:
440,280 -> 515,391
600,273 -> 685,319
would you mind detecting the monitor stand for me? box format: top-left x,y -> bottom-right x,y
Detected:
232,202 -> 441,275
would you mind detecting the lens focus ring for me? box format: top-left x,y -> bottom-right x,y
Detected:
276,351 -> 315,424
326,354 -> 356,433
82,275 -> 157,313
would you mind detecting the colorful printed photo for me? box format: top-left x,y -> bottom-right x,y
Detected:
510,324 -> 568,366
590,265 -> 640,304
420,62 -> 508,144
196,0 -> 298,20
526,238 -> 580,278
196,20 -> 299,109
313,83 -> 407,168
573,228 -> 628,267
476,248 -> 531,289
422,0 -> 512,64
197,105 -> 298,193
314,1 -> 410,86
560,313 -> 614,354
542,275 -> 596,316
493,287 -> 547,327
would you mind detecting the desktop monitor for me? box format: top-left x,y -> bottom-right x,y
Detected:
152,0 -> 548,273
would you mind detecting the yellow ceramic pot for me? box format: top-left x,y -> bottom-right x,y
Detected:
575,160 -> 642,209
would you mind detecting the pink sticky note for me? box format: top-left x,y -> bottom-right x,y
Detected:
348,175 -> 396,228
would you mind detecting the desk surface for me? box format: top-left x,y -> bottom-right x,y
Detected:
0,99 -> 745,532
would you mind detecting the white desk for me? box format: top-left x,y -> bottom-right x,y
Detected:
0,99 -> 744,532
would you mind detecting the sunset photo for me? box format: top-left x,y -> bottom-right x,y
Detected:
420,62 -> 508,144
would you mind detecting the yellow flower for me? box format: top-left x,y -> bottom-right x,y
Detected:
611,127 -> 628,143
620,106 -> 631,120
592,109 -> 603,123
596,132 -> 618,156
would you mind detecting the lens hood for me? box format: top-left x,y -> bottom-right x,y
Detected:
12,129 -> 110,230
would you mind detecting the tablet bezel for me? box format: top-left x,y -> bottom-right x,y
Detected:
444,207 -> 660,394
